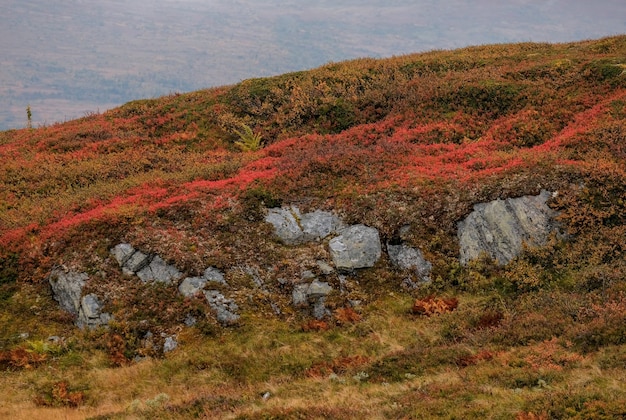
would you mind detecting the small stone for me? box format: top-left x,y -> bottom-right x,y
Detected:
307,280 -> 332,300
317,261 -> 334,275
292,284 -> 309,306
178,276 -> 208,297
163,336 -> 178,353
184,314 -> 197,327
204,267 -> 226,284
301,270 -> 316,280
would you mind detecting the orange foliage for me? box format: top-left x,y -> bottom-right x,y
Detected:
333,307 -> 362,325
412,296 -> 459,316
0,347 -> 47,370
301,320 -> 330,332
306,355 -> 370,378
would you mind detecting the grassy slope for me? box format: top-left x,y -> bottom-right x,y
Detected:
0,36 -> 625,418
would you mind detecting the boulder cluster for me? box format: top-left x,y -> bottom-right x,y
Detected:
48,191 -> 561,336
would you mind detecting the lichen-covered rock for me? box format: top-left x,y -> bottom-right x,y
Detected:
48,267 -> 88,315
300,210 -> 344,242
204,290 -> 240,325
203,267 -> 226,285
178,276 -> 208,297
123,250 -> 151,274
458,190 -> 560,265
77,294 -> 112,329
265,206 -> 342,245
265,206 -> 304,245
292,284 -> 309,306
329,225 -> 382,270
388,244 -> 432,282
136,255 -> 183,284
49,268 -> 111,329
307,280 -> 332,300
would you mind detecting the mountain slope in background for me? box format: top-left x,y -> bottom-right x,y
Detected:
2,0 -> 626,130
0,36 -> 625,418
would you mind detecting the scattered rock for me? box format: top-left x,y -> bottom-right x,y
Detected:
163,336 -> 178,353
184,314 -> 197,327
329,225 -> 382,271
123,250 -> 151,274
178,276 -> 208,298
300,210 -> 344,242
204,290 -> 240,325
388,243 -> 432,282
458,190 -> 561,265
292,284 -> 309,307
111,244 -> 184,284
203,267 -> 226,285
317,260 -> 335,275
179,267 -> 227,297
48,267 -> 88,315
307,280 -> 332,301
110,243 -> 136,267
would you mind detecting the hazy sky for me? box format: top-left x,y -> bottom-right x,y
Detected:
1,0 -> 625,129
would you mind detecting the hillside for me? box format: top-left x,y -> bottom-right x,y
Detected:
1,36 -> 625,419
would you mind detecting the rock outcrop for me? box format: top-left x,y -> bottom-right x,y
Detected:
48,267 -> 111,329
110,243 -> 183,284
77,294 -> 112,329
388,243 -> 432,283
329,224 -> 382,271
291,278 -> 333,319
178,267 -> 227,298
265,206 -> 343,245
457,190 -> 560,265
204,290 -> 240,325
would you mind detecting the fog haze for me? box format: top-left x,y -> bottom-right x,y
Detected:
1,0 -> 624,129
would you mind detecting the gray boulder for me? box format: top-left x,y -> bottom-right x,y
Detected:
110,243 -> 136,267
136,255 -> 182,284
48,268 -> 111,329
388,244 -> 432,282
329,225 -> 382,270
111,244 -> 183,284
458,190 -> 560,265
203,267 -> 226,285
123,250 -> 151,274
178,276 -> 208,298
163,336 -> 178,353
307,280 -> 333,300
204,290 -> 240,325
300,210 -> 344,242
265,207 -> 304,245
77,294 -> 112,329
292,284 -> 309,306
179,267 -> 227,298
265,206 -> 343,245
48,268 -> 88,315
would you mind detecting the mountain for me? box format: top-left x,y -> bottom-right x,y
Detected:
3,0 -> 626,131
1,36 -> 625,418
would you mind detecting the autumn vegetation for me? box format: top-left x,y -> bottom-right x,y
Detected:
0,36 -> 625,418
